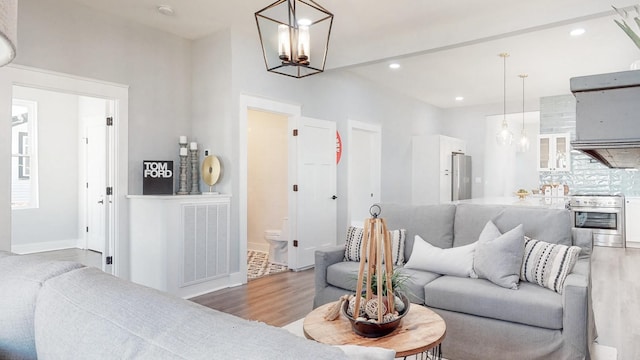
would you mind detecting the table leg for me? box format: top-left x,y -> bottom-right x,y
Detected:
401,344 -> 442,360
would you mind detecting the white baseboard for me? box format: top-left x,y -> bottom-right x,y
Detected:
626,241 -> 640,249
11,239 -> 80,254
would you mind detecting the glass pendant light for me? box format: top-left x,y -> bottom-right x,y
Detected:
516,74 -> 530,152
496,53 -> 513,146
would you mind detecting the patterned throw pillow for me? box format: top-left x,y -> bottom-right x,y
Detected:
343,226 -> 406,266
520,236 -> 581,294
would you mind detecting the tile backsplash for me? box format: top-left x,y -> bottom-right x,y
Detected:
538,95 -> 640,196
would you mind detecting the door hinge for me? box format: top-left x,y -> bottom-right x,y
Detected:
293,129 -> 298,136
106,186 -> 113,195
86,226 -> 89,232
106,256 -> 113,265
293,184 -> 298,192
106,117 -> 113,126
293,240 -> 298,247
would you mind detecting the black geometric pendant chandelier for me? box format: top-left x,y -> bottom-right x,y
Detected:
255,0 -> 334,78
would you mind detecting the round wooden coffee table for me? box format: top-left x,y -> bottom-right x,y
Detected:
303,301 -> 446,358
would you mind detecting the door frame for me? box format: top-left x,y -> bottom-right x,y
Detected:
0,64 -> 128,276
347,120 -> 382,228
239,94 -> 301,282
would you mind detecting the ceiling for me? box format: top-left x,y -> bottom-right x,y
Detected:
69,0 -> 640,109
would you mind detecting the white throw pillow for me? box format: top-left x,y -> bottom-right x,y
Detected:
343,226 -> 406,266
520,236 -> 581,294
404,235 -> 476,277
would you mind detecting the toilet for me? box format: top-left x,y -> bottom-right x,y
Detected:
264,218 -> 288,266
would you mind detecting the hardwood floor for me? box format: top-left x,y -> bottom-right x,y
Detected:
591,246 -> 640,360
190,269 -> 315,328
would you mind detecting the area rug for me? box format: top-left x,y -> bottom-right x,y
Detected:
282,318 -> 618,360
247,250 -> 288,280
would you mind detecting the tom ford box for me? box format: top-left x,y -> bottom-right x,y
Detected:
143,160 -> 174,195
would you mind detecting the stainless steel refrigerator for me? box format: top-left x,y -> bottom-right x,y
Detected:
451,154 -> 472,201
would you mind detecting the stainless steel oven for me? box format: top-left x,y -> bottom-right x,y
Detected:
569,194 -> 625,248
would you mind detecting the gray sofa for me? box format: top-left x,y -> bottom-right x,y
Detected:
314,203 -> 596,360
0,250 -> 350,360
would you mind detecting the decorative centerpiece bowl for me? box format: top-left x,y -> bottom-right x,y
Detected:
341,292 -> 410,338
515,189 -> 529,199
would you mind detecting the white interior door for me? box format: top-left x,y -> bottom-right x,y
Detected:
290,116 -> 337,270
86,124 -> 106,253
348,121 -> 381,227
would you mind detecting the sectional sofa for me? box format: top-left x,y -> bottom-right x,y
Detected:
314,203 -> 596,360
0,251 -> 351,360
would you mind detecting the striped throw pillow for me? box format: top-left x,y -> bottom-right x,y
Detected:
520,236 -> 581,294
343,226 -> 406,266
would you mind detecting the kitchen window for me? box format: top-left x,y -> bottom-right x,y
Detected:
11,99 -> 39,209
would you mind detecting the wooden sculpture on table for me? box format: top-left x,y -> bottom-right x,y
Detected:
353,204 -> 395,323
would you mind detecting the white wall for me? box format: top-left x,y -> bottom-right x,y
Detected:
247,110 -> 288,252
11,86 -> 79,250
14,0 -> 192,195
0,0 -> 191,255
191,29 -> 232,195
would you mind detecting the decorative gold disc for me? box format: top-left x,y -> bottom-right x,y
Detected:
201,155 -> 221,186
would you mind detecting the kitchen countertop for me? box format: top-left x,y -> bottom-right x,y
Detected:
452,196 -> 569,210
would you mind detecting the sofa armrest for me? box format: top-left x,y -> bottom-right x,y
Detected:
561,257 -> 592,355
314,245 -> 346,292
572,228 -> 593,258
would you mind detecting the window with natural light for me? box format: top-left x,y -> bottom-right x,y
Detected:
11,99 -> 38,209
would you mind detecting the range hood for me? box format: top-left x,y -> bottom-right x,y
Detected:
570,70 -> 640,169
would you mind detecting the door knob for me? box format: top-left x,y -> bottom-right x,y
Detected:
98,200 -> 104,204
331,195 -> 338,200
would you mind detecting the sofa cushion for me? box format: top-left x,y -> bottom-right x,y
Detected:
424,276 -> 563,330
453,204 -> 505,247
396,267 -> 441,305
326,261 -> 441,305
492,207 -> 572,247
521,237 -> 581,294
379,203 -> 456,262
34,267 -> 348,360
343,226 -> 406,266
471,221 -> 525,290
327,261 -> 362,291
404,235 -> 475,278
0,252 -> 85,360
453,204 -> 573,248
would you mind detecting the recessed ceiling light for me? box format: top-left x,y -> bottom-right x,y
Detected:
570,28 -> 585,37
157,5 -> 175,16
455,96 -> 464,101
389,63 -> 400,69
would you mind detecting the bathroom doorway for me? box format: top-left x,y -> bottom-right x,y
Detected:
246,109 -> 289,280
